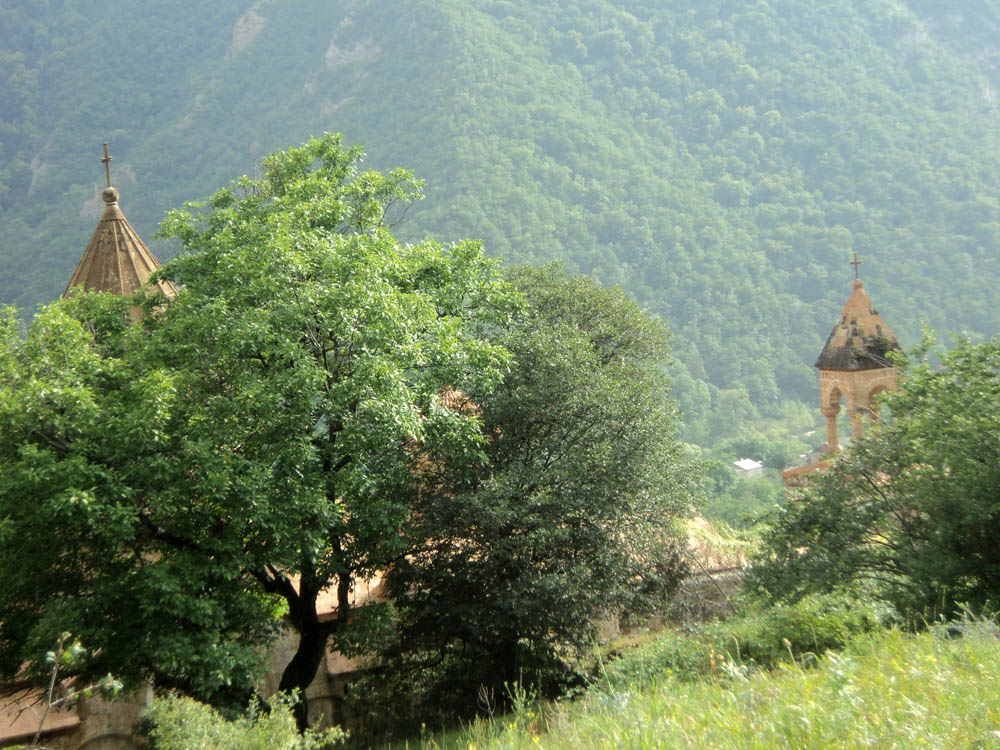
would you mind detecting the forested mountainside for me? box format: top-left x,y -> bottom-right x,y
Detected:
3,0 -> 1000,442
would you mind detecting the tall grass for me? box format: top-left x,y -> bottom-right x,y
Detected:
410,622 -> 1000,749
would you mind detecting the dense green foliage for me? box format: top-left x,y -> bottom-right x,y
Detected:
0,299 -> 277,703
0,135 -> 515,724
3,1 -> 1000,442
696,411 -> 815,527
699,471 -> 783,529
752,335 -> 1000,618
360,266 -> 694,732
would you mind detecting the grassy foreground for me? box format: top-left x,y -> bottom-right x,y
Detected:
410,624 -> 1000,750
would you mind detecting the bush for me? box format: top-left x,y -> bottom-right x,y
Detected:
359,266 -> 695,736
144,693 -> 345,750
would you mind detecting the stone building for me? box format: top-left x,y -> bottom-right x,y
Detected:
781,263 -> 900,488
732,457 -> 763,479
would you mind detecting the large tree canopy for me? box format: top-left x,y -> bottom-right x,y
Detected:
365,265 -> 696,729
0,135 -> 515,725
751,335 -> 1000,618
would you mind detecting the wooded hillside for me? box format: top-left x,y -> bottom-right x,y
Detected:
3,0 -> 999,441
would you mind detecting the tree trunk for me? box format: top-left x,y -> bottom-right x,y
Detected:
277,614 -> 328,732
276,569 -> 351,733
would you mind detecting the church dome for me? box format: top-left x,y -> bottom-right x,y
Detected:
63,143 -> 176,300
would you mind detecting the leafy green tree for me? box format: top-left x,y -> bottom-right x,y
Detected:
700,470 -> 782,529
0,301 -> 272,704
0,135 -> 514,727
365,266 -> 696,728
751,335 -> 1000,618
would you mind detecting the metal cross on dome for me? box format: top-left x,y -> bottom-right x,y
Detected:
101,142 -> 112,187
850,252 -> 862,280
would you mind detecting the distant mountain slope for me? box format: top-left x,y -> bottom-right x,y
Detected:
2,0 -> 999,441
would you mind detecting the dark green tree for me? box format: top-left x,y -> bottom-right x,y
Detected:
0,135 -> 514,727
751,335 -> 1000,618
367,265 -> 696,728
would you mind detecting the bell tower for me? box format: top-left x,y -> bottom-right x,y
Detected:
781,255 -> 900,488
814,255 -> 899,452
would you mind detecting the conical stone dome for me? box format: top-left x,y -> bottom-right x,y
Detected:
64,185 -> 176,300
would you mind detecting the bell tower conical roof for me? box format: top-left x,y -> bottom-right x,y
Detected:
814,276 -> 899,371
63,143 -> 176,300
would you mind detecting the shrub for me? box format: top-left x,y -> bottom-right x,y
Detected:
144,693 -> 345,750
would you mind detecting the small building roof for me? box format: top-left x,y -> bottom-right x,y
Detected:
814,278 -> 899,371
63,185 -> 176,300
733,458 -> 762,472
